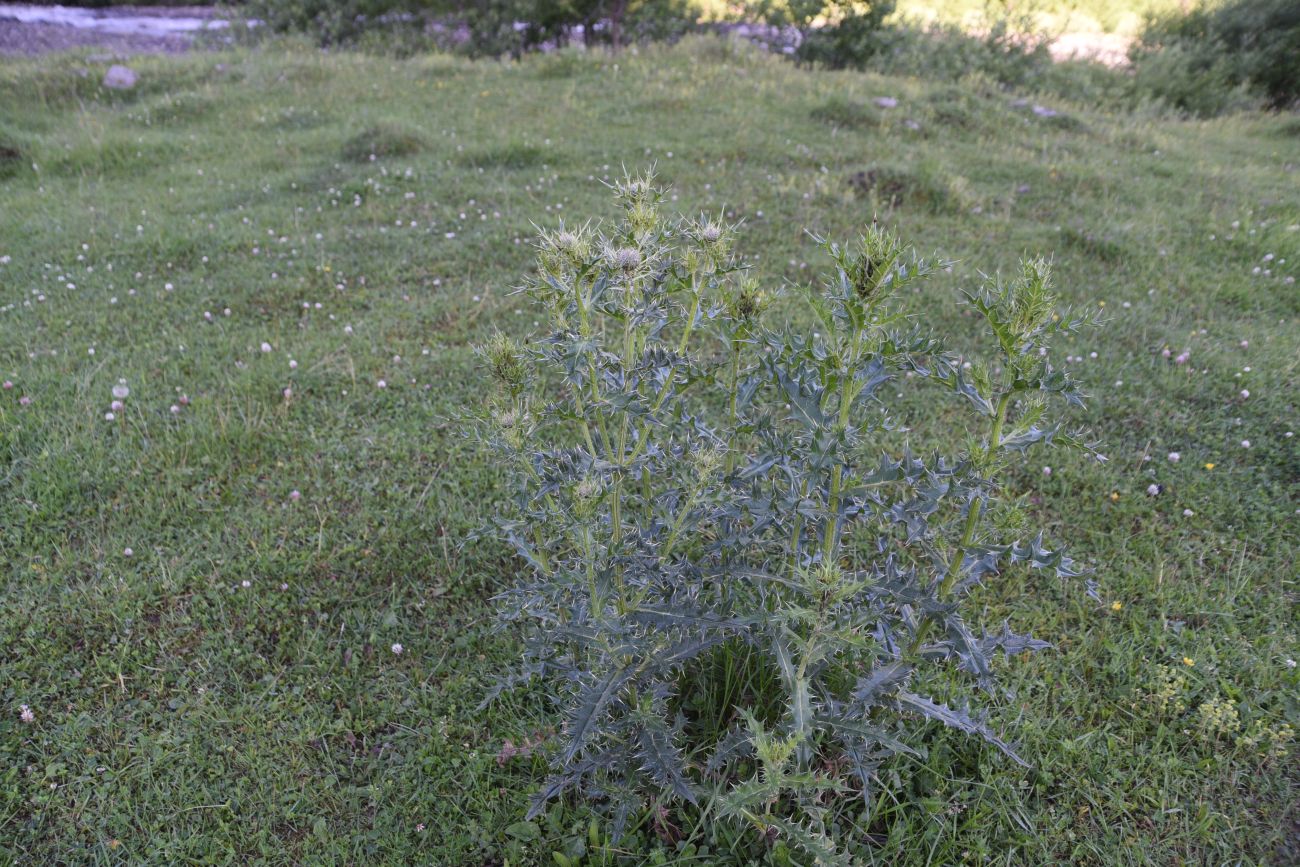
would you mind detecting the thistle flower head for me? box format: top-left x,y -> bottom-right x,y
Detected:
571,476 -> 602,518
479,332 -> 528,396
606,245 -> 643,273
690,446 -> 726,482
722,277 -> 770,329
539,223 -> 593,272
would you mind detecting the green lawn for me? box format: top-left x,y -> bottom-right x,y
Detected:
1,39 -> 1296,865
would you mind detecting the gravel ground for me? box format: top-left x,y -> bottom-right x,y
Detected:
0,4 -> 224,56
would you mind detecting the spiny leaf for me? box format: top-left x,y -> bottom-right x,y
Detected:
772,629 -> 813,768
635,716 -> 697,804
894,690 -> 1027,766
851,659 -> 913,705
562,666 -> 634,764
765,815 -> 850,867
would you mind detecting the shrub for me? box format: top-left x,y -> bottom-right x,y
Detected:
1133,0 -> 1300,114
473,173 -> 1101,861
793,1 -> 896,68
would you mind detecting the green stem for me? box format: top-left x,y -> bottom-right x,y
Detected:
625,277 -> 702,469
908,389 -> 1013,654
820,328 -> 865,562
725,340 -> 742,476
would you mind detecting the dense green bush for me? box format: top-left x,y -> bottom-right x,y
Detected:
790,1 -> 896,68
1133,0 -> 1300,114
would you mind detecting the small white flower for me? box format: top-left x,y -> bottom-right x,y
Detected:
1167,452 -> 1180,463
1240,439 -> 1250,448
260,342 -> 272,353
391,643 -> 404,655
241,580 -> 251,588
112,384 -> 130,400
123,547 -> 133,557
1042,466 -> 1051,476
1183,509 -> 1194,517
289,359 -> 298,370
377,379 -> 387,389
289,490 -> 301,501
170,405 -> 180,415
104,412 -> 115,421
1240,389 -> 1249,399
19,705 -> 34,724
1146,484 -> 1160,496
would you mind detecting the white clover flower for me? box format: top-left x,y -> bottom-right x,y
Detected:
1167,452 -> 1180,463
261,342 -> 273,353
1183,509 -> 1194,517
19,705 -> 34,724
112,384 -> 130,400
1240,389 -> 1249,399
391,643 -> 404,655
1240,439 -> 1250,448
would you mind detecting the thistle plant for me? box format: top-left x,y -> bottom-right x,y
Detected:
474,172 -> 1102,863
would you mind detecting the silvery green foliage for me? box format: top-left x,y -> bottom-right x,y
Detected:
474,172 -> 1101,862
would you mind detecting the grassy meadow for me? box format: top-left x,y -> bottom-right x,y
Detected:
0,39 -> 1297,864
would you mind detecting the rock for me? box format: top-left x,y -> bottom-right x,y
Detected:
102,65 -> 137,90
874,96 -> 898,108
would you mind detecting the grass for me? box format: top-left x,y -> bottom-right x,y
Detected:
0,37 -> 1297,865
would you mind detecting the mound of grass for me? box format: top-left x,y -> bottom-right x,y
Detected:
457,140 -> 548,170
810,95 -> 883,129
1060,225 -> 1128,263
341,122 -> 425,161
0,126 -> 28,180
848,162 -> 978,214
